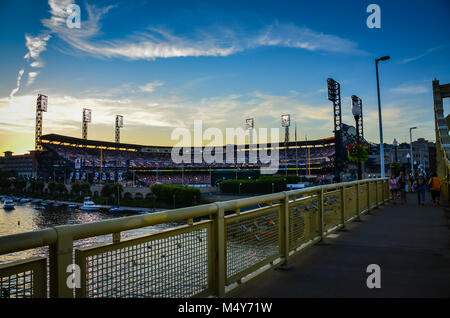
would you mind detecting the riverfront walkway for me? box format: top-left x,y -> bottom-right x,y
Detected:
229,193 -> 450,297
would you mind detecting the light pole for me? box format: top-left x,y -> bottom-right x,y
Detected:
393,138 -> 398,162
351,95 -> 362,180
281,114 -> 290,177
406,153 -> 411,174
409,127 -> 417,174
375,55 -> 390,178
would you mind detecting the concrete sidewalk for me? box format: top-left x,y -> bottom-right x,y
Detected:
229,193 -> 450,298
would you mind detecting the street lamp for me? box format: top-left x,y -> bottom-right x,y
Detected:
409,127 -> 417,174
393,138 -> 398,162
351,95 -> 362,180
406,153 -> 411,174
375,55 -> 390,178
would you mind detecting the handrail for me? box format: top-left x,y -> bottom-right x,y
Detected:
0,178 -> 385,255
0,177 -> 389,298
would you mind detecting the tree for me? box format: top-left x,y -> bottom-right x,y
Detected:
13,180 -> 27,193
80,182 -> 92,196
101,183 -> 123,200
47,181 -> 57,195
56,183 -> 68,196
0,178 -> 12,192
30,180 -> 45,194
71,183 -> 81,196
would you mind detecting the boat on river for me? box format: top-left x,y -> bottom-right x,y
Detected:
80,198 -> 101,211
3,199 -> 15,210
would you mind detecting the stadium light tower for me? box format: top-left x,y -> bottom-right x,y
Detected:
82,108 -> 92,140
245,118 -> 255,164
115,115 -> 123,144
375,55 -> 390,178
35,94 -> 48,151
327,78 -> 343,183
351,95 -> 362,180
281,114 -> 290,176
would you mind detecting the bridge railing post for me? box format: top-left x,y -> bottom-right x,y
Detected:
49,226 -> 74,298
375,180 -> 379,207
356,181 -> 361,220
340,185 -> 346,228
279,192 -> 290,265
319,187 -> 324,240
212,203 -> 226,297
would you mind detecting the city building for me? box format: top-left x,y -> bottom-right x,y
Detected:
0,151 -> 38,178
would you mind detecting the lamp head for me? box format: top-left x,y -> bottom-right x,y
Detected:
351,95 -> 362,117
377,55 -> 391,62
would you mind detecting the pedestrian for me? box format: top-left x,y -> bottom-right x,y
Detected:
398,171 -> 407,204
428,173 -> 441,207
416,174 -> 426,206
389,174 -> 399,204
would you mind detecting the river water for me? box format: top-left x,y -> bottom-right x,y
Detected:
0,201 -> 176,264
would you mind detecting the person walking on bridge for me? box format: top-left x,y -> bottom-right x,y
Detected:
389,174 -> 399,204
398,171 -> 407,204
415,174 -> 426,206
428,174 -> 441,207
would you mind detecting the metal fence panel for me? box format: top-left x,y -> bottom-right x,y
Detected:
322,190 -> 342,231
344,186 -> 357,220
0,257 -> 47,298
289,194 -> 320,250
75,221 -> 211,298
225,206 -> 280,284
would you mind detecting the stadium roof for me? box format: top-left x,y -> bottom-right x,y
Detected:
40,133 -> 335,151
41,134 -> 157,151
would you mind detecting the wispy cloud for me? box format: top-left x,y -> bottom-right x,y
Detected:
253,22 -> 364,55
39,1 -> 363,61
139,81 -> 165,93
389,84 -> 429,95
27,72 -> 40,86
24,34 -> 51,61
400,45 -> 446,64
9,69 -> 25,102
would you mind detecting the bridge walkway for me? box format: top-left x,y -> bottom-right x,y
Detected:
229,193 -> 450,297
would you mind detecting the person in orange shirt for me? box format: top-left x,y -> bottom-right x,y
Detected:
428,174 -> 441,207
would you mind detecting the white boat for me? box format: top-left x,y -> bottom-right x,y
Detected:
20,198 -> 31,203
3,199 -> 15,210
80,198 -> 101,211
109,206 -> 125,213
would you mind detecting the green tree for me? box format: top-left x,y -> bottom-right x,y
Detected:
13,180 -> 27,193
101,183 -> 123,204
0,178 -> 12,192
47,181 -> 57,195
71,183 -> 81,196
30,180 -> 45,194
80,182 -> 92,196
56,183 -> 68,196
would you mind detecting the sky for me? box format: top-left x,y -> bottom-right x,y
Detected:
0,0 -> 449,155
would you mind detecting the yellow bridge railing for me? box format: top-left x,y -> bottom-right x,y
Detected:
0,178 -> 389,298
433,79 -> 450,200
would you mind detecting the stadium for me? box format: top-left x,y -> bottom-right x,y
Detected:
35,121 -> 363,188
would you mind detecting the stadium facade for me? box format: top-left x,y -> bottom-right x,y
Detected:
35,129 -> 361,186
